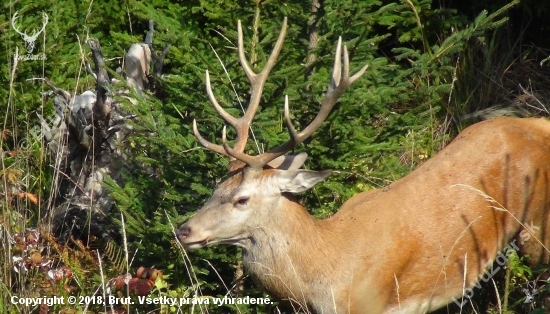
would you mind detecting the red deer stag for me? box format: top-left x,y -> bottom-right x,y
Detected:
177,18 -> 550,313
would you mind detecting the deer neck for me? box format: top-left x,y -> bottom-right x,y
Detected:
241,195 -> 346,307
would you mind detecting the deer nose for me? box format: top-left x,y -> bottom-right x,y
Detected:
177,225 -> 191,239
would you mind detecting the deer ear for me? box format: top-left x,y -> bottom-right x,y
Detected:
276,169 -> 332,193
266,152 -> 308,170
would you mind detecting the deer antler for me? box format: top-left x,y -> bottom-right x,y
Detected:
11,12 -> 49,41
32,13 -> 49,40
11,12 -> 25,38
193,17 -> 288,158
194,18 -> 368,169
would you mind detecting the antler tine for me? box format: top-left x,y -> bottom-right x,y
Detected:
192,70 -> 239,157
237,20 -> 256,84
193,119 -> 229,157
239,37 -> 369,168
223,17 -> 288,155
205,70 -> 238,128
332,37 -> 343,87
237,18 -> 288,122
36,12 -> 49,35
12,12 -> 24,36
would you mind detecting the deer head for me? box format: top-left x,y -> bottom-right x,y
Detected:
12,11 -> 49,54
177,17 -> 367,250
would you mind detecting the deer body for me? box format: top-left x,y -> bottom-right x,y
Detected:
177,18 -> 550,313
343,116 -> 550,312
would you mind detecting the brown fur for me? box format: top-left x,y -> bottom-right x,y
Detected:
179,117 -> 550,313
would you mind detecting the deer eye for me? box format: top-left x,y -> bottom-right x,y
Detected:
235,196 -> 249,206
